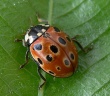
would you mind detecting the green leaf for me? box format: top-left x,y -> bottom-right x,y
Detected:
0,0 -> 110,96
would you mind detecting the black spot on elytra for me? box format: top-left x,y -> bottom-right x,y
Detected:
37,58 -> 43,64
50,45 -> 58,53
56,66 -> 61,71
46,55 -> 52,62
54,27 -> 60,32
49,71 -> 54,75
64,59 -> 70,66
34,44 -> 42,50
70,53 -> 74,60
58,37 -> 66,45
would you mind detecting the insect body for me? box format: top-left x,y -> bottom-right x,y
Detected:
26,24 -> 78,77
16,23 -> 86,89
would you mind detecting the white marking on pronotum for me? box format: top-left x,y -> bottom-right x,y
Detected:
29,36 -> 35,44
42,29 -> 46,32
25,29 -> 31,42
37,33 -> 42,36
25,33 -> 29,42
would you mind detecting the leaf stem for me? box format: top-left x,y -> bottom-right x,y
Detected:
48,0 -> 53,25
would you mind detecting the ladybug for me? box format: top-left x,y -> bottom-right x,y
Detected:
16,20 -> 87,89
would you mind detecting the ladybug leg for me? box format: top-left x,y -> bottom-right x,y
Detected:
72,38 -> 92,53
15,39 -> 30,68
37,66 -> 46,89
72,38 -> 86,52
36,13 -> 48,24
20,49 -> 30,69
15,39 -> 22,42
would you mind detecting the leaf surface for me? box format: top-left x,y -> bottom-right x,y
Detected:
0,0 -> 110,96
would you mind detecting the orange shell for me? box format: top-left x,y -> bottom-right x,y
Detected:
30,27 -> 78,77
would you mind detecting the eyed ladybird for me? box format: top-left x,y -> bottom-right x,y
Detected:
16,21 -> 87,89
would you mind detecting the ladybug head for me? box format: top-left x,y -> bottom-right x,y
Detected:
23,24 -> 50,47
